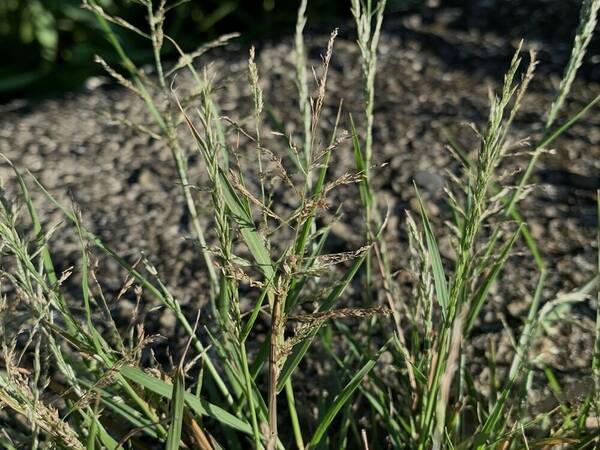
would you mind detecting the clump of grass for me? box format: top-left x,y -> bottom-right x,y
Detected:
0,0 -> 599,449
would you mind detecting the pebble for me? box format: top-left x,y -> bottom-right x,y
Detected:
414,170 -> 445,193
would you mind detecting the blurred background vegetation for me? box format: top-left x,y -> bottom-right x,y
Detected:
0,0 -> 416,100
0,0 -> 589,101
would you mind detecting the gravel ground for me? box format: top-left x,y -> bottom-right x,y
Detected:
0,2 -> 598,423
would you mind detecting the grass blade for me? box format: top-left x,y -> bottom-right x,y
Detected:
165,368 -> 186,450
465,225 -> 522,334
594,190 -> 600,382
414,185 -> 449,318
120,366 -> 252,435
217,168 -> 275,284
350,115 -> 372,209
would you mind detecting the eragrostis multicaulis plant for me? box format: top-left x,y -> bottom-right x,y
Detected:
0,0 -> 599,449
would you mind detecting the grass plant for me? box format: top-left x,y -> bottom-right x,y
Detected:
0,0 -> 599,449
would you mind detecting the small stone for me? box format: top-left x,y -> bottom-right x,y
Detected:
84,76 -> 108,91
380,351 -> 394,365
414,170 -> 444,193
438,234 -> 456,261
528,220 -> 544,240
159,309 -> 177,332
408,197 -> 440,217
507,300 -> 529,317
138,168 -> 154,187
586,416 -> 600,430
117,299 -> 135,317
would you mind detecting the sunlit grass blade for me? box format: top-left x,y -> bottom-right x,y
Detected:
120,366 -> 252,435
240,282 -> 270,343
217,168 -> 275,284
414,185 -> 449,318
350,115 -> 372,209
85,409 -> 98,450
285,380 -> 304,450
73,213 -> 107,356
165,368 -> 186,450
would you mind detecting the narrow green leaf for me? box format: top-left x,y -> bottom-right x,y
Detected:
85,412 -> 98,450
474,272 -> 547,449
594,190 -> 600,378
120,366 -> 252,435
80,412 -> 118,450
240,283 -> 270,343
285,379 -> 305,450
74,214 -> 107,356
217,168 -> 275,280
465,225 -> 522,334
165,369 -> 186,450
414,185 -> 449,318
89,386 -> 159,440
350,114 -> 371,208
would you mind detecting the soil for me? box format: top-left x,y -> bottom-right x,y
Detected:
0,2 -> 598,431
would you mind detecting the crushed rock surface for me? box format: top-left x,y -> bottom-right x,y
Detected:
0,6 -> 598,418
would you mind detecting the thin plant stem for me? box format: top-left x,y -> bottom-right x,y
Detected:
295,0 -> 312,179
